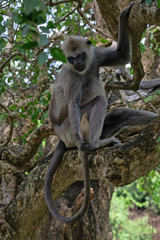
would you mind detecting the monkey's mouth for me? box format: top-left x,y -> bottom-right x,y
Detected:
75,65 -> 86,72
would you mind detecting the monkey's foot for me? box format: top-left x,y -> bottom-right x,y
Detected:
89,137 -> 121,150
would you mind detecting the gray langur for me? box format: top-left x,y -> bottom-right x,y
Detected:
44,2 -> 158,223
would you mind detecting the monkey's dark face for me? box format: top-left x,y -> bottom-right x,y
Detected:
67,52 -> 86,72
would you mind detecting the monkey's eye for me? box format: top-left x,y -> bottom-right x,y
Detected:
86,40 -> 92,45
67,56 -> 74,64
80,52 -> 86,59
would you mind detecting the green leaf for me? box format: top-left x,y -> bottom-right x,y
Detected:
0,25 -> 5,34
21,41 -> 38,49
39,34 -> 49,47
31,108 -> 39,120
38,0 -> 46,12
47,21 -> 55,29
20,113 -> 27,119
146,0 -> 152,4
38,52 -> 48,65
140,42 -> 146,53
89,37 -> 97,45
10,105 -> 17,110
20,106 -> 25,112
27,106 -> 33,115
50,47 -> 67,62
100,38 -> 110,44
155,90 -> 160,95
0,38 -> 5,50
12,13 -> 23,23
144,95 -> 155,103
27,102 -> 33,107
21,24 -> 30,36
39,26 -> 49,33
23,0 -> 38,15
35,15 -> 46,25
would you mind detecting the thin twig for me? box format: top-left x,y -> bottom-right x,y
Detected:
0,53 -> 21,73
75,4 -> 112,39
48,0 -> 77,7
55,5 -> 78,25
4,88 -> 15,99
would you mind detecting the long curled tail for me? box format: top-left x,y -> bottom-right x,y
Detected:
44,140 -> 90,223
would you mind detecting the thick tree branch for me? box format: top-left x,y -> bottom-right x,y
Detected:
95,0 -> 160,91
6,116 -> 160,239
0,123 -> 54,168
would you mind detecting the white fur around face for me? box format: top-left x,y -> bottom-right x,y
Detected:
62,36 -> 94,75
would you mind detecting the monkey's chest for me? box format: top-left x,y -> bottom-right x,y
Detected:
81,77 -> 105,106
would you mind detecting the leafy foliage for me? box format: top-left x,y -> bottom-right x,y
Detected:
110,169 -> 160,239
113,169 -> 160,212
110,193 -> 157,240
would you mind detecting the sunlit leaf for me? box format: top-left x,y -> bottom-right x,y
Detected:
39,34 -> 49,47
140,43 -> 146,53
21,41 -> 38,49
23,0 -> 38,15
12,13 -> 23,23
38,52 -> 48,65
89,37 -> 97,45
47,21 -> 55,29
50,47 -> 67,62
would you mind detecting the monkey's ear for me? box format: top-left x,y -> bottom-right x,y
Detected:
86,40 -> 92,45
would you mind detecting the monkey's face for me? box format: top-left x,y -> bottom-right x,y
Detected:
67,52 -> 86,72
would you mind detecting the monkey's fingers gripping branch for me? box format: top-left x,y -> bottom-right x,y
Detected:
44,140 -> 90,223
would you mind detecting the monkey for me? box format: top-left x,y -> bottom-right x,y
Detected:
44,2 -> 158,223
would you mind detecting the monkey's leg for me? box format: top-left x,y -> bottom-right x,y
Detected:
81,96 -> 120,150
101,107 -> 158,139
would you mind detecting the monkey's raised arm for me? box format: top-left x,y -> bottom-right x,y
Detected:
96,2 -> 134,67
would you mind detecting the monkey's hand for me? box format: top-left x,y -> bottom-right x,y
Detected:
78,140 -> 92,152
120,2 -> 135,18
74,136 -> 91,152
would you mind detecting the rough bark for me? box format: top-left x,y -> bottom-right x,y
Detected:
142,28 -> 160,80
0,123 -> 53,169
1,116 -> 160,240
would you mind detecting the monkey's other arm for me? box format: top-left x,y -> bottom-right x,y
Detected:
95,2 -> 135,67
